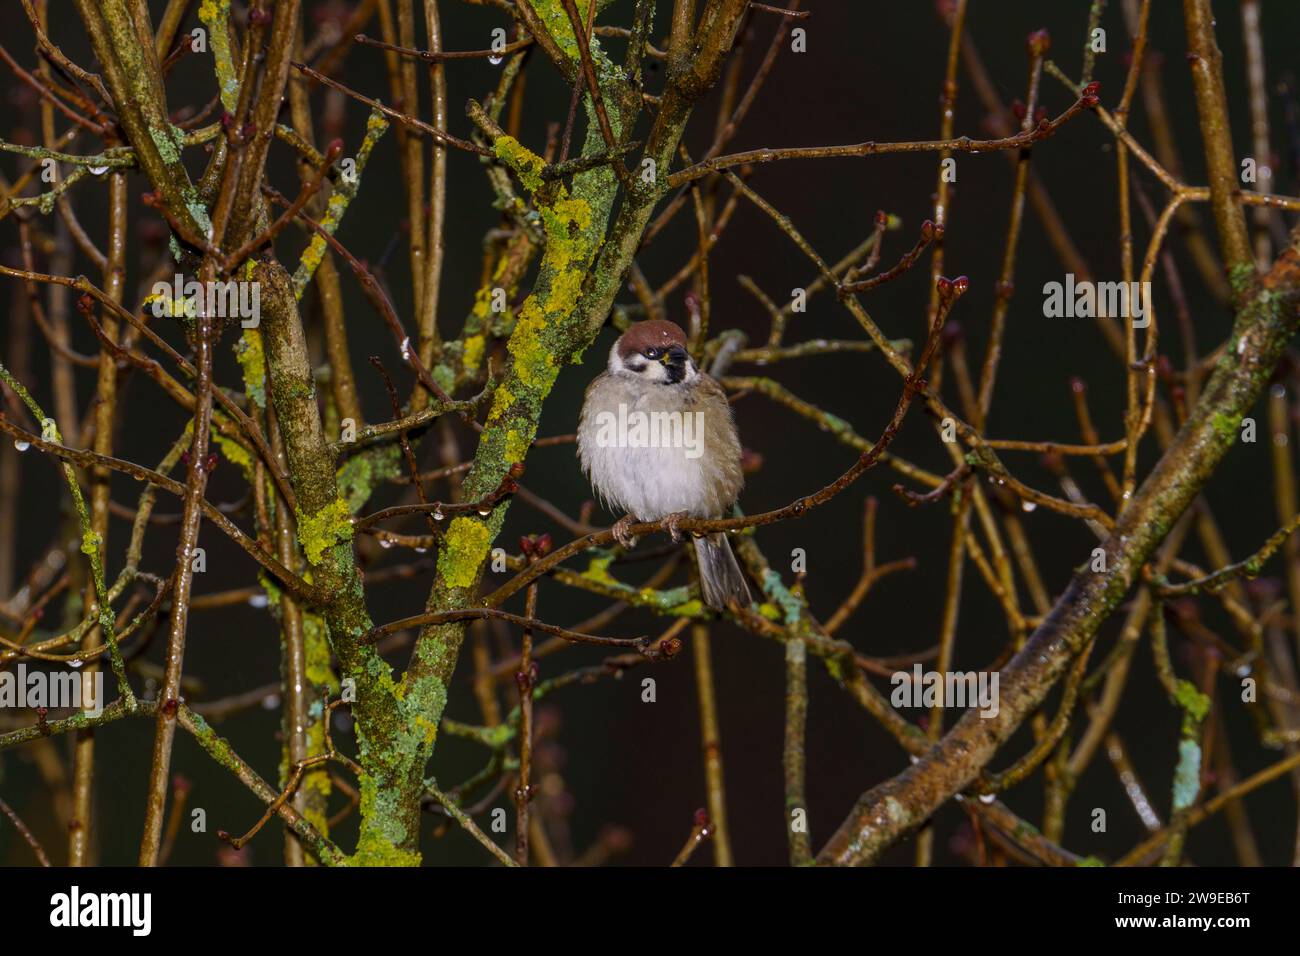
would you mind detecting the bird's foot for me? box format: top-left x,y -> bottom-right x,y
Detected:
663,511 -> 691,543
611,514 -> 639,550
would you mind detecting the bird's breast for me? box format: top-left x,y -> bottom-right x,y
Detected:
577,377 -> 739,520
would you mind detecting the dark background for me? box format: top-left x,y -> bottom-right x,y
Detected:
2,0 -> 1299,866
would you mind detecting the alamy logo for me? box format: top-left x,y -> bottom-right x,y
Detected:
0,664 -> 103,717
50,886 -> 151,936
150,273 -> 261,327
593,404 -> 706,459
890,663 -> 1000,718
1042,273 -> 1150,327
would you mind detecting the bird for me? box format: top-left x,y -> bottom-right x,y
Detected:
577,319 -> 752,611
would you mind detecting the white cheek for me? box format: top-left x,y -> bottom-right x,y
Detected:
607,343 -> 627,373
621,361 -> 666,383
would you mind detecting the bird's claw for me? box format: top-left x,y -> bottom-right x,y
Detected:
612,514 -> 638,550
663,511 -> 690,543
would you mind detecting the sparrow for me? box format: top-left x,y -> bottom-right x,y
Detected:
577,319 -> 752,610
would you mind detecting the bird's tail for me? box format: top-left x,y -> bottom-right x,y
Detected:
693,533 -> 752,611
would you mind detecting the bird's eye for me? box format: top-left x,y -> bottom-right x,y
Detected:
643,347 -> 662,359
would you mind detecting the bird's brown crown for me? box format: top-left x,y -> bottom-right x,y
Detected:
617,319 -> 688,359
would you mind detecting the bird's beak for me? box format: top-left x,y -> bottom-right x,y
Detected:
660,344 -> 689,382
661,344 -> 689,366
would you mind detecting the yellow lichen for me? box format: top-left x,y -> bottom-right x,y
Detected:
234,328 -> 266,408
493,135 -> 546,193
507,301 -> 558,388
666,598 -> 704,617
80,530 -> 102,557
471,285 -> 495,319
198,0 -> 238,111
437,517 -> 491,589
297,498 -> 354,566
487,384 -> 515,423
583,554 -> 618,586
544,266 -> 585,317
212,427 -> 254,478
303,612 -> 338,689
489,132 -> 598,390
504,429 -> 531,463
292,108 -> 389,299
543,197 -> 592,253
462,334 -> 486,372
142,291 -> 190,318
413,715 -> 438,745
